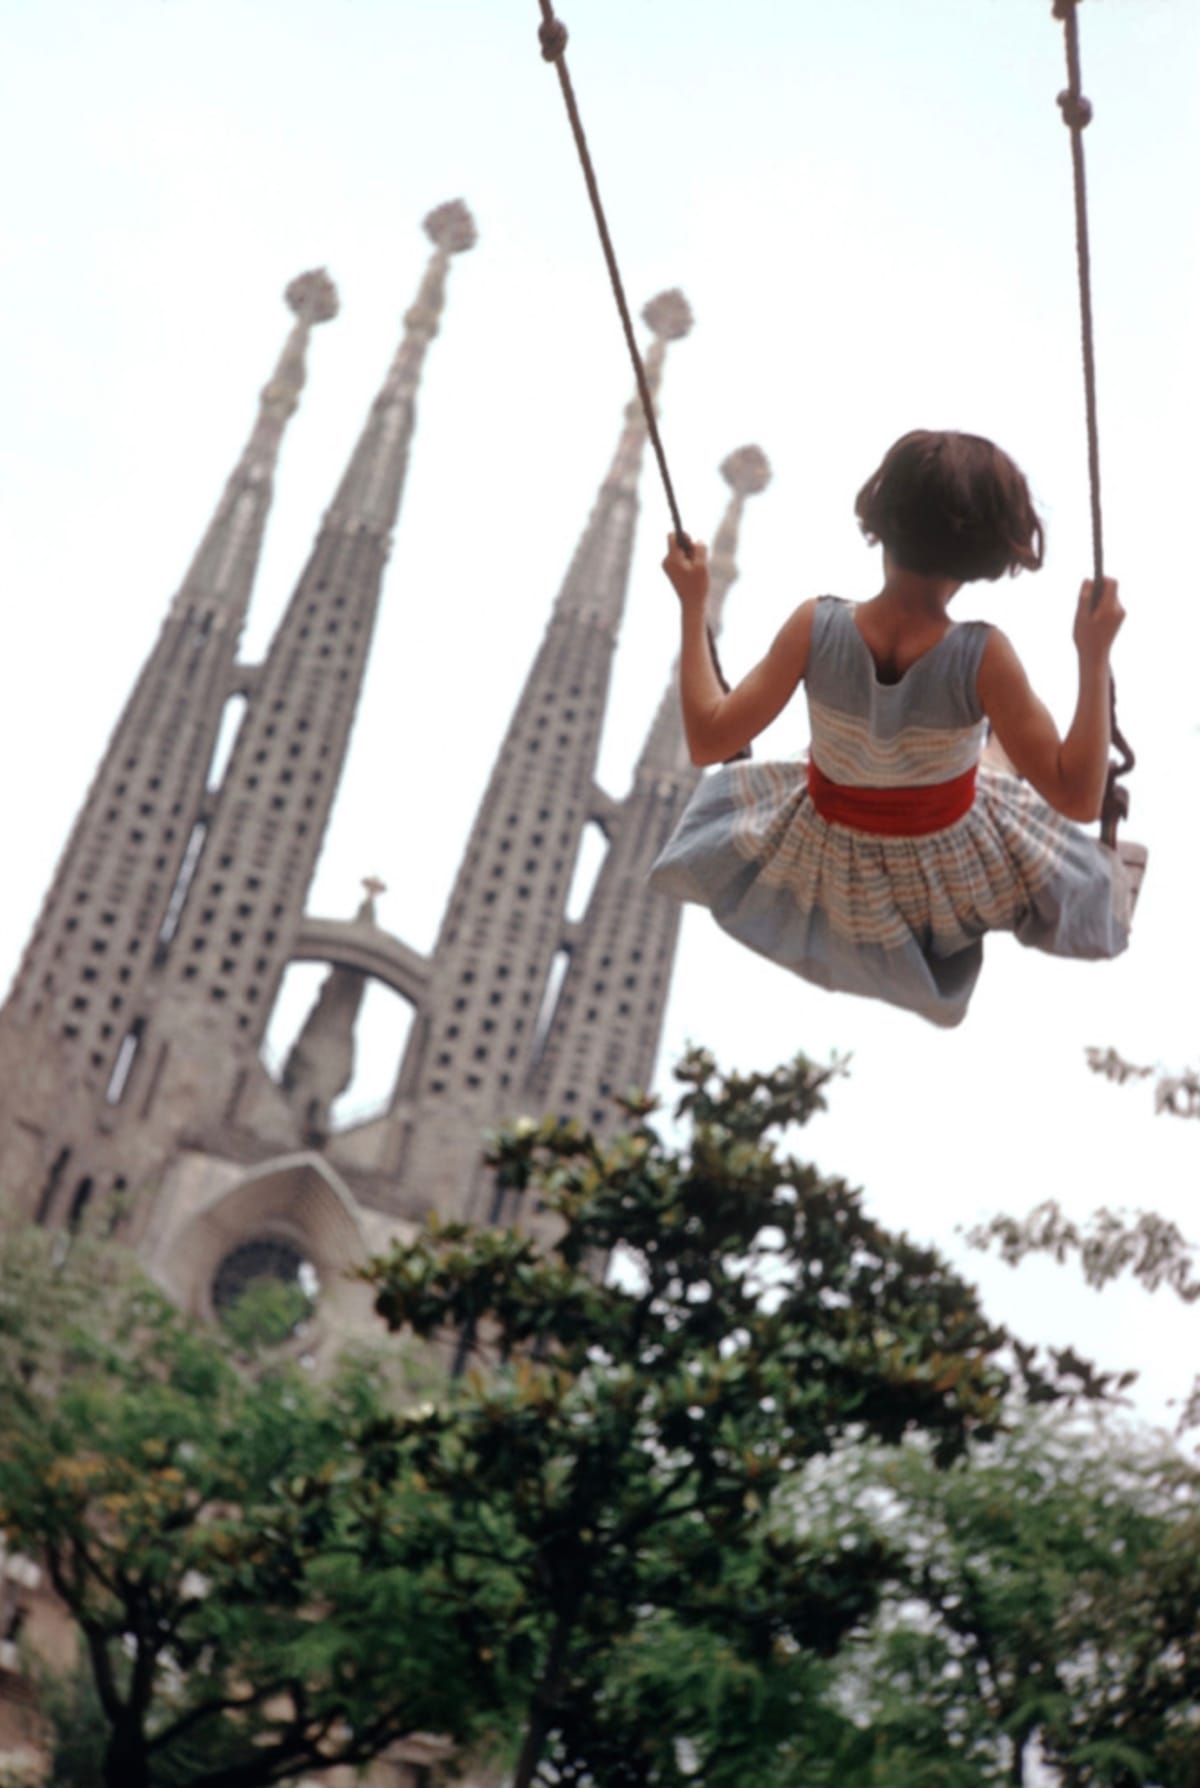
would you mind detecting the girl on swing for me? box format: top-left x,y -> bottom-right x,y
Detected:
649,428 -> 1133,1026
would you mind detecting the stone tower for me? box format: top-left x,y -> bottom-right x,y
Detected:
0,265 -> 339,1227
389,290 -> 694,1223
527,445 -> 771,1145
0,202 -> 475,1268
0,217 -> 769,1352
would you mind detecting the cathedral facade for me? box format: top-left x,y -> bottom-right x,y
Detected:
0,199 -> 768,1360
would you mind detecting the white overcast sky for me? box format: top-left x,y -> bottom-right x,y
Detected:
1,0 -> 1197,1430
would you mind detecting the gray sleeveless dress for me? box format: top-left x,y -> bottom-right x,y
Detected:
649,596 -> 1130,1027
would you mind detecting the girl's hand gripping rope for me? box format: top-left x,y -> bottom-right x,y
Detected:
1075,576 -> 1124,665
662,533 -> 710,610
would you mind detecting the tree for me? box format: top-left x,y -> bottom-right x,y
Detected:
968,1197 -> 1200,1434
1086,1046 -> 1200,1121
360,1048 -> 1115,1788
1039,1450 -> 1200,1788
777,1413 -> 1199,1788
964,1047 -> 1200,1781
218,1275 -> 314,1357
0,1224 -> 505,1788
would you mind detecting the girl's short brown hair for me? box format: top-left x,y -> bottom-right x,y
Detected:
855,430 -> 1045,582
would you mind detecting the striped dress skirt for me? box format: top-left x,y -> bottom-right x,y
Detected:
649,596 -> 1130,1028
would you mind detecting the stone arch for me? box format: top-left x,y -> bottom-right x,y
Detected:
291,917 -> 430,1007
176,1152 -> 372,1330
266,918 -> 430,1136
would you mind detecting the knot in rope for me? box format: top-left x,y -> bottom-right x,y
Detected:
538,15 -> 568,61
1057,89 -> 1093,130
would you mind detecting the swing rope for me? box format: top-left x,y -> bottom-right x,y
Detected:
536,1 -> 746,745
537,2 -> 691,555
537,1 -> 1130,818
1053,0 -> 1134,846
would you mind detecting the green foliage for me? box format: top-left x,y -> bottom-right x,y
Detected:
968,1186 -> 1200,1441
6,1046 -> 1193,1788
789,1416 -> 1199,1787
1086,1045 -> 1200,1120
964,1167 -> 1200,1782
968,1199 -> 1200,1305
30,1657 -> 107,1787
217,1274 -> 314,1356
0,1225 -> 504,1788
361,1048 -> 1114,1787
34,1649 -> 260,1788
1044,1459 -> 1200,1787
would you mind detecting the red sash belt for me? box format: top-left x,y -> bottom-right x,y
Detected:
806,758 -> 977,836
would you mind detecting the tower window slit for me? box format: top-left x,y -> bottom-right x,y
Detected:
105,1016 -> 145,1107
206,693 -> 248,790
156,820 -> 209,957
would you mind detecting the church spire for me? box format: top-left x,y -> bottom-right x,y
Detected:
393,294 -> 693,1220
527,446 -> 771,1134
155,205 -> 475,1058
549,290 -> 693,634
174,270 -> 339,619
1,272 -> 337,1086
325,202 -> 476,536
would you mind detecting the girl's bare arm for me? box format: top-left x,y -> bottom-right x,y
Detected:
664,537 -> 815,767
976,578 -> 1124,822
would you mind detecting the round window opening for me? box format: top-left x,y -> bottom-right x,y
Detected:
213,1237 -> 319,1346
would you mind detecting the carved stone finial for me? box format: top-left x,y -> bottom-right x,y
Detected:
721,445 -> 772,497
424,200 -> 478,255
285,269 -> 339,325
642,289 -> 693,342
